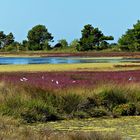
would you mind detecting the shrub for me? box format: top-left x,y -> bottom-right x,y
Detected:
62,93 -> 83,114
87,107 -> 108,117
113,103 -> 136,116
21,100 -> 62,123
0,96 -> 24,117
98,88 -> 127,110
76,98 -> 97,113
135,102 -> 140,115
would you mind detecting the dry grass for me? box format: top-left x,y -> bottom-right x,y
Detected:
0,62 -> 139,72
0,115 -> 122,140
1,82 -> 140,139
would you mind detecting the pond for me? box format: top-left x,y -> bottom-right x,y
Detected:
0,57 -> 139,65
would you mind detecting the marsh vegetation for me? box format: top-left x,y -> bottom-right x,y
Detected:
1,81 -> 140,139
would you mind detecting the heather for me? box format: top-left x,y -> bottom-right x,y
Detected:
0,70 -> 140,88
1,71 -> 140,139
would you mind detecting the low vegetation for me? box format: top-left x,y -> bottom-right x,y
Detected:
0,62 -> 139,72
0,115 -> 122,140
2,82 -> 140,138
1,82 -> 140,124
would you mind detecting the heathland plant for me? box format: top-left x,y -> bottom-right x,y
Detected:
1,82 -> 140,123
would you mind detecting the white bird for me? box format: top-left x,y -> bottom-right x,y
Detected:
20,77 -> 28,82
72,81 -> 76,83
56,81 -> 59,85
129,77 -> 132,81
52,80 -> 54,82
23,77 -> 28,81
20,79 -> 24,82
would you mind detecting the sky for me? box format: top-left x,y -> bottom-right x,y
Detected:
0,0 -> 140,43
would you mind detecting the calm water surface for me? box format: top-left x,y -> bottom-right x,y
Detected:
0,57 -> 139,65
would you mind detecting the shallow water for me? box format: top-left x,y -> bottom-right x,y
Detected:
0,57 -> 140,65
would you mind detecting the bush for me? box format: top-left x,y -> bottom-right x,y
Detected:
77,97 -> 100,112
135,102 -> 140,115
0,96 -> 24,117
113,103 -> 136,116
21,100 -> 62,123
62,94 -> 83,114
98,88 -> 127,110
87,108 -> 108,117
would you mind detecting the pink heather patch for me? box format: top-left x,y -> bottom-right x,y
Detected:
0,70 -> 140,89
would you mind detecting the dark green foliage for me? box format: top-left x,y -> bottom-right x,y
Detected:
118,20 -> 140,51
27,25 -> 53,50
135,103 -> 140,115
0,31 -> 15,49
53,39 -> 69,50
98,41 -> 109,50
78,96 -> 100,111
28,43 -> 42,51
4,33 -> 15,46
1,83 -> 140,124
43,40 -> 52,50
98,88 -> 127,110
4,41 -> 21,52
58,39 -> 68,48
0,96 -> 23,117
113,103 -> 136,116
62,94 -> 82,114
0,31 -> 6,48
21,100 -> 61,123
87,108 -> 108,117
78,24 -> 114,51
53,43 -> 62,49
21,40 -> 29,51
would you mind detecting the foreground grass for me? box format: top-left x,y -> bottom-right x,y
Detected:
1,82 -> 140,139
0,62 -> 140,72
44,116 -> 140,139
0,115 -> 121,140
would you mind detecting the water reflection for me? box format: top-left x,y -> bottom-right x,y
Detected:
0,57 -> 139,65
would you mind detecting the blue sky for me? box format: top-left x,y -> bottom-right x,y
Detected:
0,0 -> 140,43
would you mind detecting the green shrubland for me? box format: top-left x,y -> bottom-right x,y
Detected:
0,82 -> 140,124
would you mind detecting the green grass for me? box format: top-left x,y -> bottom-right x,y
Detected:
0,62 -> 139,72
1,83 -> 140,139
43,116 -> 140,139
0,115 -> 121,140
1,82 -> 140,121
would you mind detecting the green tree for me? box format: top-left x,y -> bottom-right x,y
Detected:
70,39 -> 79,48
27,25 -> 53,50
0,32 -> 15,49
43,40 -> 52,50
78,24 -> 114,51
4,33 -> 15,46
4,41 -> 20,52
118,20 -> 140,51
21,40 -> 29,51
0,31 -> 6,48
58,39 -> 68,48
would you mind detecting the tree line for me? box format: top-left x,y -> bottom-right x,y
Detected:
1,20 -> 140,52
